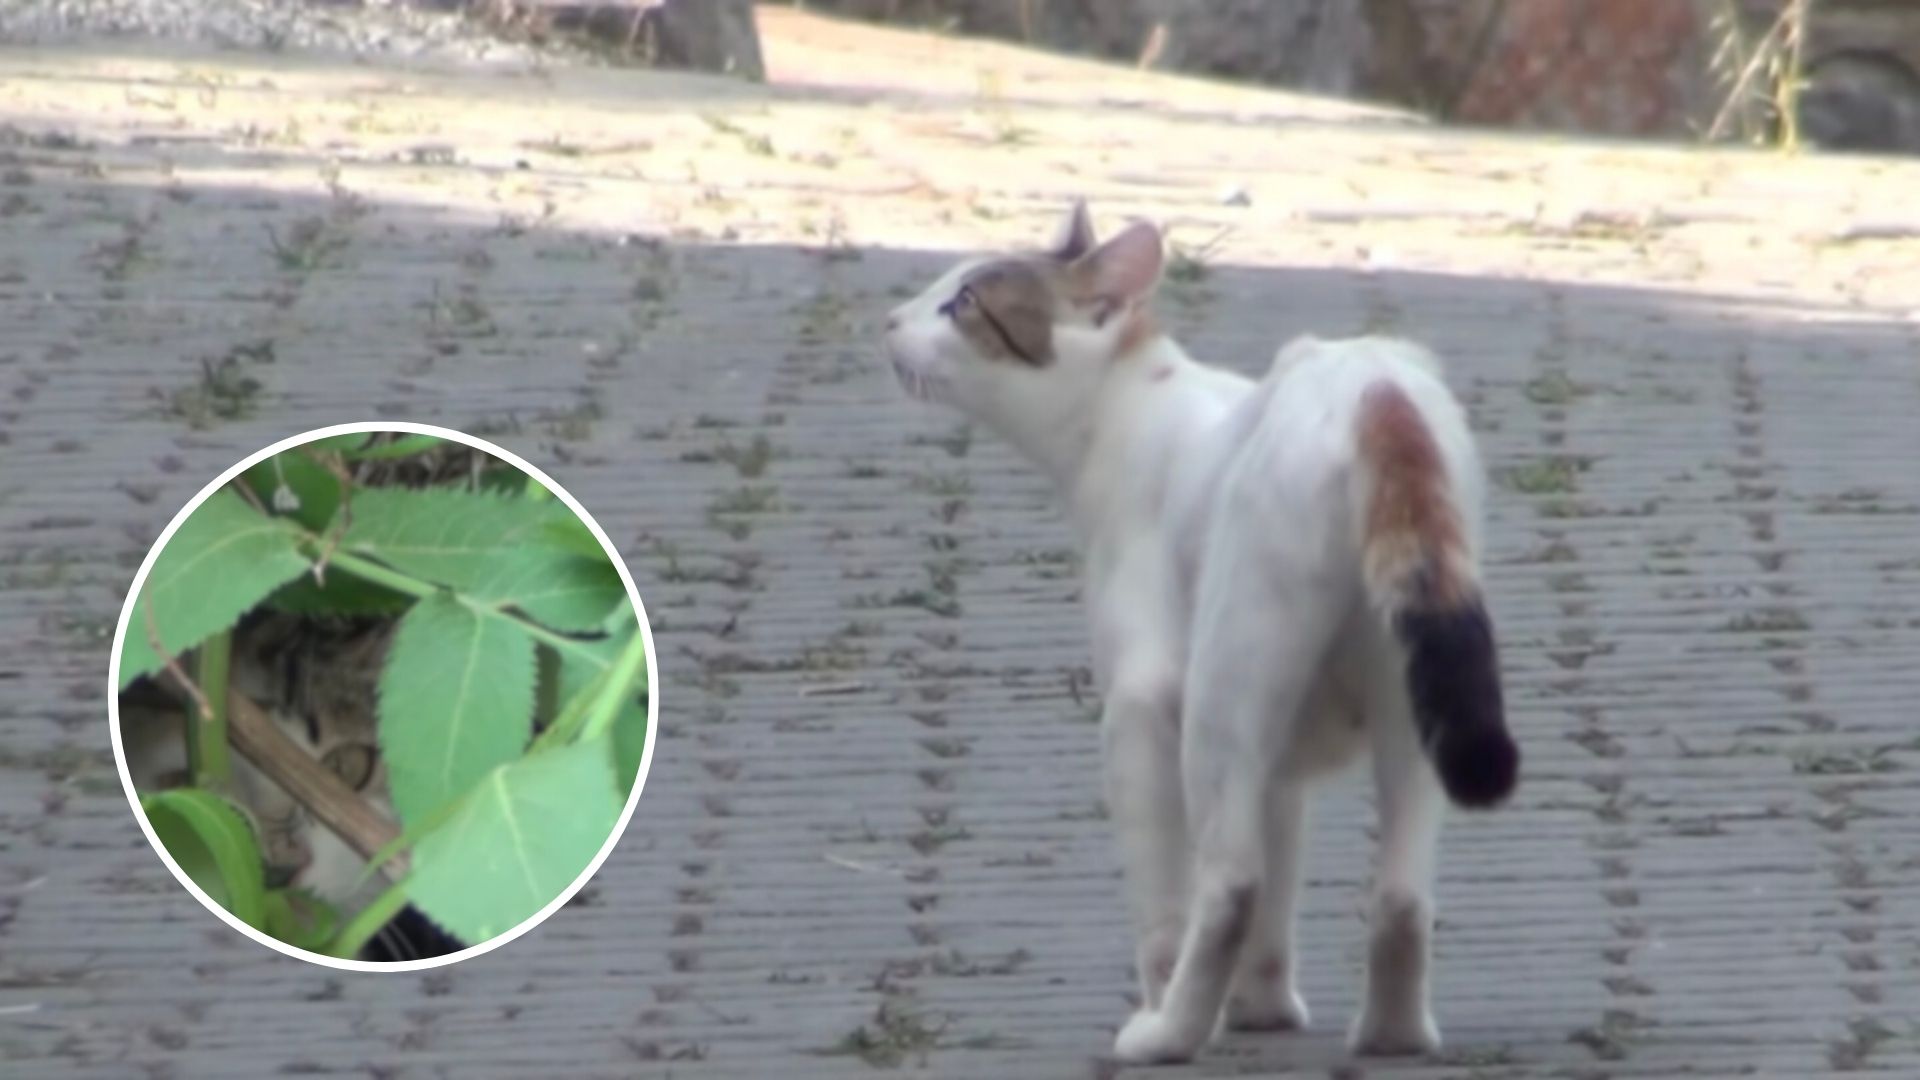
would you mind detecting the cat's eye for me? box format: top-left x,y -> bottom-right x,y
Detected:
323,743 -> 378,791
938,287 -> 976,319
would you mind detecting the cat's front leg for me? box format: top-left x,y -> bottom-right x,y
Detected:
1100,671 -> 1187,1010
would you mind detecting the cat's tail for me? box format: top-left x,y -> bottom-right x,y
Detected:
1354,379 -> 1519,809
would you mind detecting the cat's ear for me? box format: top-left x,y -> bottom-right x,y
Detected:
1073,220 -> 1164,316
1050,199 -> 1097,261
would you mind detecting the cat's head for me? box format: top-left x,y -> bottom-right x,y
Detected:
883,202 -> 1165,451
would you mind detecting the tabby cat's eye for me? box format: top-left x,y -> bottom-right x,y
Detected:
323,743 -> 378,791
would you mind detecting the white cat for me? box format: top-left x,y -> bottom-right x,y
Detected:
882,203 -> 1518,1065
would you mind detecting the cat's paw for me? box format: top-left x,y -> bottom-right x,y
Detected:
1225,982 -> 1309,1032
1347,1009 -> 1440,1057
1135,930 -> 1180,1011
1111,1009 -> 1202,1066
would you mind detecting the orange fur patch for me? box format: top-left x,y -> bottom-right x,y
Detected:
1355,381 -> 1469,608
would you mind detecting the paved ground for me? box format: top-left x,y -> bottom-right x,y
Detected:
4,9 -> 1920,1078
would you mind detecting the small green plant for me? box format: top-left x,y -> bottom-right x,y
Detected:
168,351 -> 267,428
975,68 -> 1032,145
118,431 -> 648,959
1706,0 -> 1813,149
713,434 -> 779,478
701,114 -> 774,156
826,997 -> 949,1068
265,215 -> 349,273
1524,371 -> 1588,406
908,423 -> 973,459
1167,224 -> 1231,286
709,484 -> 780,515
1504,456 -> 1587,495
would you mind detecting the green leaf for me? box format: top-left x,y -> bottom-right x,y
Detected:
266,572 -> 412,617
241,449 -> 345,533
378,593 -> 536,829
140,788 -> 269,929
468,466 -> 532,496
304,433 -> 378,454
118,489 -> 312,690
613,687 -> 649,800
533,644 -> 564,730
539,627 -> 647,798
500,557 -> 626,633
338,433 -> 445,461
342,488 -> 625,631
538,510 -> 612,561
406,738 -> 623,945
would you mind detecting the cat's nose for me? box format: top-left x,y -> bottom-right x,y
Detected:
885,314 -> 900,333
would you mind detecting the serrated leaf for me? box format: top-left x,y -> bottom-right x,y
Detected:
338,433 -> 445,461
342,488 -> 553,576
405,738 -> 623,944
141,788 -> 269,929
500,556 -> 626,632
538,510 -> 613,561
118,489 -> 313,690
342,488 -> 625,631
378,593 -> 535,829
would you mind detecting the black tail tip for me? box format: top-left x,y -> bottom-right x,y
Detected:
1436,728 -> 1520,810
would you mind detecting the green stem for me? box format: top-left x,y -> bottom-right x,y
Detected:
305,544 -> 436,601
311,544 -> 597,659
531,656 -> 615,754
192,630 -> 233,786
326,876 -> 412,960
580,627 -> 649,744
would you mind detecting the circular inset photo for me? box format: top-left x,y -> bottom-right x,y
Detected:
109,423 -> 654,970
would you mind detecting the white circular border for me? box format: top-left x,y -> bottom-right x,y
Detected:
106,421 -> 660,973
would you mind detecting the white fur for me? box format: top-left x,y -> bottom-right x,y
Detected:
884,218 -> 1488,1065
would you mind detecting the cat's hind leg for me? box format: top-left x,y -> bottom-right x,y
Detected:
1111,577 -> 1342,1066
1223,781 -> 1309,1032
1349,665 -> 1446,1056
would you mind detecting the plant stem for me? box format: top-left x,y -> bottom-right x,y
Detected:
1777,0 -> 1811,152
310,543 -> 598,660
581,627 -> 649,743
303,544 -> 437,601
326,877 -> 412,960
531,655 -> 615,753
227,690 -> 401,868
192,629 -> 233,786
